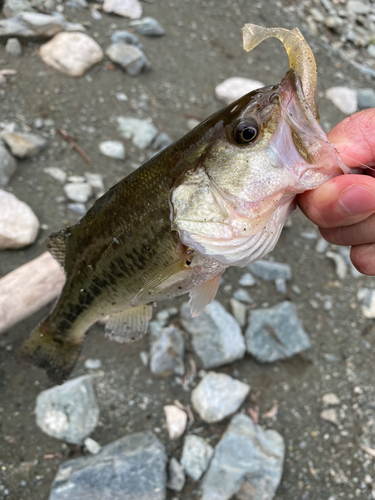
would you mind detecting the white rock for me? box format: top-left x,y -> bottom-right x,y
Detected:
326,251 -> 347,279
117,117 -> 158,150
0,190 -> 39,249
229,298 -> 248,327
167,457 -> 185,492
180,435 -> 214,481
191,372 -> 250,423
84,437 -> 101,455
238,272 -> 256,287
163,405 -> 187,440
367,45 -> 375,59
347,0 -> 371,14
84,173 -> 104,193
0,12 -> 85,37
84,358 -> 102,370
40,32 -> 103,77
320,408 -> 338,425
5,37 -> 22,57
315,237 -> 329,253
322,393 -> 340,406
103,0 -> 142,19
325,87 -> 358,115
215,77 -> 264,104
0,145 -> 17,186
64,182 -> 92,203
358,288 -> 375,318
99,140 -> 125,160
2,131 -> 46,158
44,166 -> 67,183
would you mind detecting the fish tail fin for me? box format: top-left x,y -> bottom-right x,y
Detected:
21,320 -> 83,385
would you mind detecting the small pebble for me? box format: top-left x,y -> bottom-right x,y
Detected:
84,437 -> 101,454
322,393 -> 340,406
5,37 -> 22,57
84,358 -> 102,370
99,140 -> 125,160
163,405 -> 187,440
238,272 -> 256,287
320,408 -> 338,425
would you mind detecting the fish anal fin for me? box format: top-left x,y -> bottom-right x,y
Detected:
189,273 -> 222,318
105,304 -> 153,343
47,229 -> 69,269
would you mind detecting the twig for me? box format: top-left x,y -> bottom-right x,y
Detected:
58,129 -> 93,166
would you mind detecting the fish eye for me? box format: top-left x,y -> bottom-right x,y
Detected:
233,119 -> 259,144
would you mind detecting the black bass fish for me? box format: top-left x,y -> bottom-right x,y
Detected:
22,25 -> 348,383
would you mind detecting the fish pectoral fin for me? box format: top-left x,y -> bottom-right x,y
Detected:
105,304 -> 153,343
189,273 -> 222,317
47,229 -> 69,269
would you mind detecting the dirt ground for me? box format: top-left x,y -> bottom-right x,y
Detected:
1,0 -> 375,499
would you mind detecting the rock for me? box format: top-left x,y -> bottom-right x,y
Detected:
2,131 -> 46,158
44,166 -> 66,184
191,372 -> 250,423
130,17 -> 165,36
66,0 -> 87,9
163,405 -> 187,440
49,431 -> 166,500
152,132 -> 173,151
106,43 -> 150,76
0,12 -> 84,38
357,288 -> 375,318
320,408 -> 338,425
150,324 -> 184,376
0,145 -> 17,186
326,251 -> 347,279
315,237 -> 329,253
99,140 -> 125,160
64,183 -> 92,203
35,376 -> 99,445
347,0 -> 371,14
181,301 -> 246,369
367,45 -> 375,58
167,458 -> 185,492
201,414 -> 285,500
40,32 -> 103,77
322,393 -> 340,406
84,437 -> 101,455
215,77 -> 265,104
325,87 -> 358,115
181,435 -> 214,481
5,37 -> 22,56
238,272 -> 256,287
84,173 -> 104,194
357,88 -> 375,109
68,203 -> 86,215
84,358 -> 102,370
0,190 -> 39,249
102,0 -> 142,19
310,7 -> 325,22
110,29 -> 143,49
230,298 -> 248,327
233,288 -> 252,304
245,301 -> 311,362
324,15 -> 344,31
117,117 -> 158,150
248,260 -> 292,281
275,278 -> 287,294
3,0 -> 32,18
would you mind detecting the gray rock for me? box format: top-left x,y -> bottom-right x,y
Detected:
150,324 -> 185,376
181,435 -> 214,481
325,87 -> 358,115
64,183 -> 92,203
152,132 -> 173,151
358,288 -> 375,318
233,288 -> 252,304
167,458 -> 185,492
84,358 -> 102,370
110,29 -> 143,49
367,45 -> 375,58
35,376 -> 99,445
68,203 -> 86,215
5,37 -> 22,56
102,0 -> 142,19
238,272 -> 256,287
44,166 -> 67,184
49,431 -> 166,500
117,116 -> 158,150
347,0 -> 371,14
191,372 -> 250,423
130,17 -> 165,36
99,140 -> 125,160
66,0 -> 87,9
357,88 -> 375,109
3,0 -> 31,17
0,145 -> 17,186
245,301 -> 311,362
0,12 -> 84,37
201,414 -> 285,500
106,43 -> 150,76
181,301 -> 246,369
230,298 -> 248,328
324,15 -> 344,32
248,260 -> 292,281
2,131 -> 46,158
84,173 -> 104,194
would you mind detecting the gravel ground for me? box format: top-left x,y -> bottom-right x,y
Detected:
1,1 -> 375,499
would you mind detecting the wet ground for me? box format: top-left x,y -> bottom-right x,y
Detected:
1,0 -> 375,499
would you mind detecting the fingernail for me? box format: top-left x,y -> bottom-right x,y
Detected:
339,185 -> 375,215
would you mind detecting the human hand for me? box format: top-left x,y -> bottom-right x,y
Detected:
297,109 -> 375,275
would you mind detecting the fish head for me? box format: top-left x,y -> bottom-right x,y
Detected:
171,69 -> 345,267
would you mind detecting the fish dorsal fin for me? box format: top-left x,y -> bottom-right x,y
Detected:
47,229 -> 69,268
189,273 -> 222,317
105,304 -> 153,343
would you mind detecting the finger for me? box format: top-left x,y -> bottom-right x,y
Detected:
320,212 -> 375,246
297,174 -> 375,228
351,243 -> 375,276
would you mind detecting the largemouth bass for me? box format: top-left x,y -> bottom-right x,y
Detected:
22,25 -> 348,383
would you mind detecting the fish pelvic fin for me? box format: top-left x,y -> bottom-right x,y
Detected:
105,304 -> 153,343
47,229 -> 69,269
189,273 -> 222,317
21,321 -> 82,384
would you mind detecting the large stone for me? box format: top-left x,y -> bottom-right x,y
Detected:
2,132 -> 46,158
150,324 -> 184,376
40,32 -> 103,77
0,12 -> 84,37
35,376 -> 99,445
180,435 -> 214,481
245,301 -> 311,362
0,190 -> 39,249
191,372 -> 250,423
201,414 -> 285,500
0,145 -> 17,186
325,87 -> 358,115
49,431 -> 167,500
117,116 -> 158,150
106,43 -> 150,76
130,17 -> 165,36
248,260 -> 291,281
215,77 -> 264,104
181,301 -> 246,369
102,0 -> 142,19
